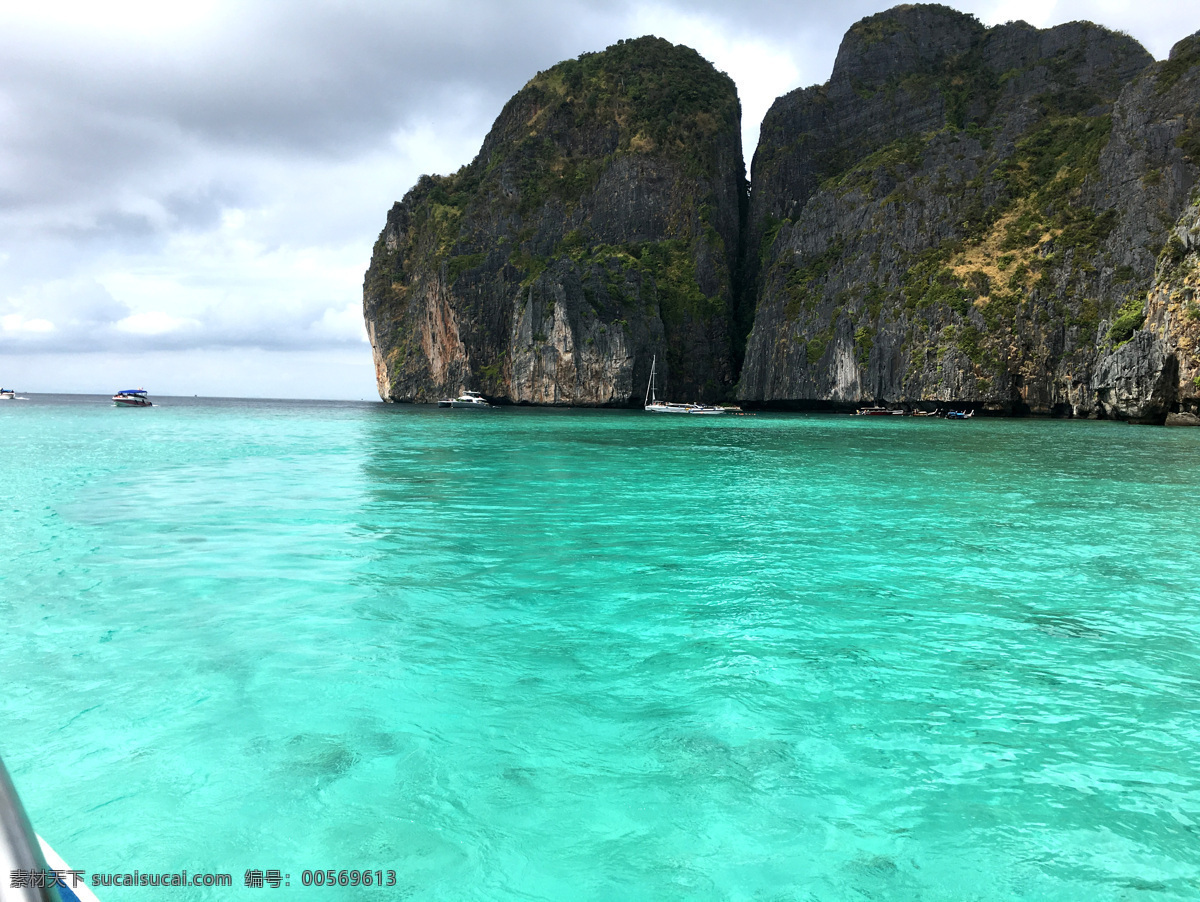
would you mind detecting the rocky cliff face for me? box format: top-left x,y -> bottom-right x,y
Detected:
1094,194 -> 1200,424
364,9 -> 1200,423
738,7 -> 1200,419
1090,34 -> 1200,424
363,37 -> 744,404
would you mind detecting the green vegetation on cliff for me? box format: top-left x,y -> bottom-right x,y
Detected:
531,38 -> 740,176
1155,35 -> 1200,94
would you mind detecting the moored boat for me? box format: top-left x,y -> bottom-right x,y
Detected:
438,390 -> 493,409
644,356 -> 731,415
854,406 -> 904,416
112,389 -> 152,407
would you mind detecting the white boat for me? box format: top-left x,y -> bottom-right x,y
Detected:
438,390 -> 493,409
112,388 -> 152,407
644,355 -> 732,415
0,388 -> 15,400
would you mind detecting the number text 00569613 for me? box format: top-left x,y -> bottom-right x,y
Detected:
300,870 -> 397,887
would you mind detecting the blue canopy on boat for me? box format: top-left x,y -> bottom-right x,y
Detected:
116,389 -> 147,394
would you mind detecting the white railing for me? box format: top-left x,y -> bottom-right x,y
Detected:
0,756 -> 63,902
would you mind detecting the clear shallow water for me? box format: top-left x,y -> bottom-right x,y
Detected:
2,395 -> 1198,900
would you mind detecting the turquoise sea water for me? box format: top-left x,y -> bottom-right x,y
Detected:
2,395 -> 1198,900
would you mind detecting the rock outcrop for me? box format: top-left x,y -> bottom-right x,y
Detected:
1093,330 -> 1178,423
363,37 -> 744,404
1095,192 -> 1200,423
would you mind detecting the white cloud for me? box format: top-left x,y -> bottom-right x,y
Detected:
976,0 -> 1059,29
0,277 -> 129,343
115,311 -> 201,335
318,302 -> 371,344
1,314 -> 55,334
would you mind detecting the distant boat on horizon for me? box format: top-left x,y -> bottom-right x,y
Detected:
113,388 -> 152,407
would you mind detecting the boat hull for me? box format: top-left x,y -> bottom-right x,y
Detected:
113,397 -> 152,407
646,403 -> 692,414
646,403 -> 727,415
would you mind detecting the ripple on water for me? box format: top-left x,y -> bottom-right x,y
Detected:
2,402 -> 1199,900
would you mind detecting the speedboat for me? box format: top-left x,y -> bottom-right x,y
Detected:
683,403 -> 732,415
855,406 -> 904,415
0,388 -> 15,400
112,388 -> 152,407
945,409 -> 974,419
438,391 -> 493,409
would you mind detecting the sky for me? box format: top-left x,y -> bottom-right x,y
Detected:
1,1 -> 1197,400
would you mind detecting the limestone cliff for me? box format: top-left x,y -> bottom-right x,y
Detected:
1090,34 -> 1200,423
363,37 -> 744,404
364,9 -> 1200,423
738,6 -> 1200,418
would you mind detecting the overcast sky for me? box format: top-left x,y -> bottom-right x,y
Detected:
1,0 -> 1196,399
